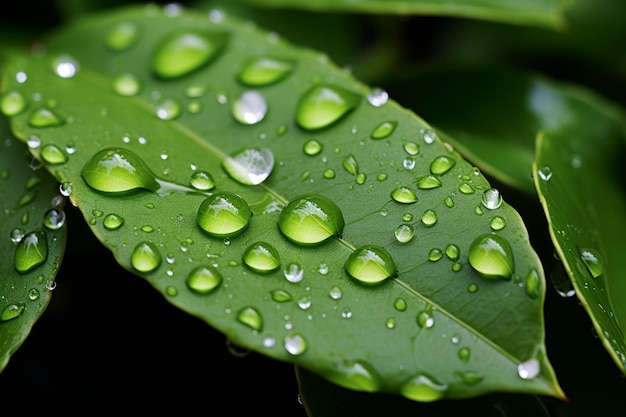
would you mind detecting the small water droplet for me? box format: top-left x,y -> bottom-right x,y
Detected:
243,241 -> 280,273
550,263 -> 575,297
391,186 -> 417,204
580,248 -> 604,278
342,154 -> 359,176
237,56 -> 294,86
278,194 -> 344,246
303,139 -> 323,156
421,210 -> 437,227
445,244 -> 460,261
28,108 -> 64,128
1,303 -> 25,322
403,142 -> 419,156
151,30 -> 228,79
444,196 -> 454,208
189,170 -> 215,191
458,347 -> 471,361
43,208 -> 65,230
82,148 -> 159,193
367,87 -> 388,107
401,373 -> 447,402
14,229 -> 48,274
10,228 -> 25,243
103,213 -> 124,230
106,21 -> 139,51
429,155 -> 456,175
329,286 -> 343,300
402,157 -> 416,170
345,245 -> 397,285
481,188 -> 502,210
517,358 -> 540,379
490,216 -> 506,231
40,144 -> 67,165
422,129 -> 436,144
296,84 -> 360,130
53,55 -> 78,78
458,371 -> 483,385
323,168 -> 336,179
468,234 -> 514,280
428,248 -> 443,262
185,266 -> 222,294
112,73 -> 142,96
223,147 -> 274,185
467,283 -> 479,293
155,97 -> 182,120
328,360 -> 382,392
538,165 -> 553,181
416,175 -> 442,190
283,262 -> 304,283
394,298 -> 407,311
525,268 -> 540,298
232,90 -> 268,125
370,121 -> 397,140
197,192 -> 252,238
284,332 -> 307,355
459,183 -> 475,194
417,308 -> 434,328
237,306 -> 263,331
271,289 -> 292,302
395,224 -> 415,243
131,241 -> 161,272
28,288 -> 40,300
1,90 -> 27,116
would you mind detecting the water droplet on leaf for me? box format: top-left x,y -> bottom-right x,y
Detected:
106,21 -> 139,51
186,265 -> 222,294
580,248 -> 604,278
430,155 -> 456,175
131,241 -> 161,272
82,148 -> 159,193
370,121 -> 396,140
43,208 -> 65,230
103,213 -> 124,230
391,186 -> 417,204
197,192 -> 252,238
517,358 -> 540,379
14,229 -> 47,274
401,373 -> 447,402
40,144 -> 67,165
1,90 -> 27,116
296,84 -> 360,130
481,188 -> 502,210
468,234 -> 514,280
232,90 -> 268,125
345,245 -> 397,285
303,139 -> 323,156
278,194 -> 344,246
416,175 -> 442,190
190,170 -> 215,190
237,306 -> 263,331
112,73 -> 142,96
1,303 -> 25,322
28,108 -> 63,128
223,147 -> 274,185
395,224 -> 415,243
328,360 -> 382,392
243,241 -> 281,273
237,56 -> 294,86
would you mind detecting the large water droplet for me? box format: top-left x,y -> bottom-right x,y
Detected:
131,241 -> 161,272
395,224 -> 415,243
328,361 -> 381,392
237,306 -> 263,331
296,84 -> 360,130
430,155 -> 456,175
283,262 -> 304,283
517,358 -> 540,379
490,216 -> 506,231
278,194 -> 344,246
580,248 -> 604,278
14,229 -> 48,274
538,165 -> 553,181
391,186 -> 417,204
112,73 -> 142,96
342,154 -> 359,176
421,210 -> 437,227
417,308 -> 434,328
40,144 -> 67,165
366,87 -> 388,107
284,333 -> 307,355
196,192 -> 252,238
237,56 -> 294,86
1,303 -> 25,322
401,373 -> 448,402
1,90 -> 27,116
103,213 -> 124,230
415,175 -> 442,190
223,147 -> 274,185
525,268 -> 540,298
190,170 -> 215,191
232,90 -> 268,125
152,30 -> 228,79
370,121 -> 397,140
481,188 -> 502,210
155,97 -> 182,120
243,241 -> 280,273
82,148 -> 159,193
106,21 -> 139,51
468,234 -> 514,280
186,265 -> 222,294
43,208 -> 66,230
28,108 -> 63,128
345,245 -> 397,285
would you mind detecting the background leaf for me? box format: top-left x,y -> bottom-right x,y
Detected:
1,4 -> 562,401
0,116 -> 67,372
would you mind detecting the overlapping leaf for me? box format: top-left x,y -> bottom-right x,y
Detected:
0,116 -> 67,371
0,4 -> 563,401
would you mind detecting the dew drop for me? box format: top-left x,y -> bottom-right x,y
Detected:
422,129 -> 436,144
131,241 -> 161,272
345,245 -> 397,285
59,182 -> 72,197
54,55 -> 78,78
550,263 -> 575,297
237,56 -> 294,86
401,373 -> 447,402
296,84 -> 360,130
430,155 -> 456,175
103,213 -> 124,230
458,371 -> 484,385
82,148 -> 159,193
237,306 -> 263,331
278,194 -> 344,246
1,303 -> 25,322
329,286 -> 343,300
28,288 -> 40,300
467,283 -> 478,293
284,332 -> 307,355
28,108 -> 64,128
243,241 -> 281,273
421,210 -> 437,227
190,170 -> 215,190
444,196 -> 454,208
517,358 -> 540,379
14,229 -> 47,274
394,298 -> 407,311
417,308 -> 434,328
538,165 -> 553,181
106,21 -> 139,51
43,208 -> 65,230
428,248 -> 443,262
303,139 -> 323,156
328,361 -> 382,392
366,87 -> 388,107
458,347 -> 471,362
391,186 -> 417,204
40,144 -> 67,165
403,142 -> 419,156
459,183 -> 475,194
155,97 -> 182,120
468,234 -> 514,280
10,228 -> 25,243
323,169 -> 335,179
525,268 -> 540,299
184,266 -> 222,295
223,147 -> 274,185
445,244 -> 460,261
232,90 -> 268,125
271,289 -> 292,302
394,224 -> 415,243
370,121 -> 397,140
342,154 -> 359,176
112,73 -> 142,96
490,216 -> 506,231
481,188 -> 502,210
580,248 -> 604,279
196,192 -> 252,238
416,175 -> 442,190
283,262 -> 304,283
151,30 -> 228,79
0,90 -> 27,116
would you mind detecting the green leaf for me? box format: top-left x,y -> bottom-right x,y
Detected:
0,116 -> 67,372
533,86 -> 626,374
0,4 -> 563,401
241,0 -> 567,29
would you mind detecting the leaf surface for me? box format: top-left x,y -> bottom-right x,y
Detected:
241,0 -> 566,29
0,116 -> 67,372
533,86 -> 626,374
0,4 -> 563,400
